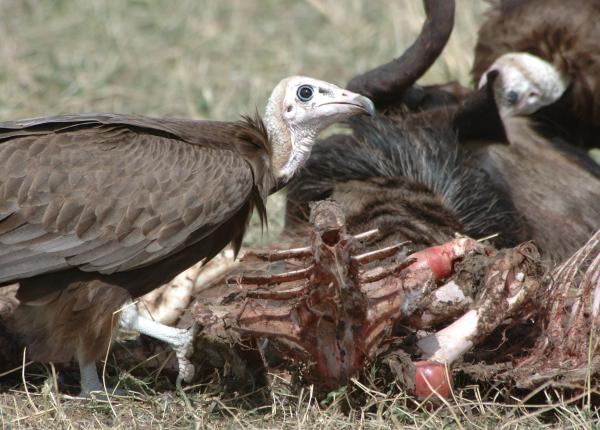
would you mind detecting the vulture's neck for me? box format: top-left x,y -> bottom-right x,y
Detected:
263,88 -> 316,184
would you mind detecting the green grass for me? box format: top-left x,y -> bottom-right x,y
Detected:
2,1 -> 596,428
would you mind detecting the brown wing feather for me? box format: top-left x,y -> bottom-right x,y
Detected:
0,118 -> 256,284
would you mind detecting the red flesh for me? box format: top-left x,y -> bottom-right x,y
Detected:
414,360 -> 452,399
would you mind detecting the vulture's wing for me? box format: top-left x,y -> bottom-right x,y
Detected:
0,114 -> 255,283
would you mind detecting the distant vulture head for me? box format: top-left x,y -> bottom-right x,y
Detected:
264,76 -> 375,181
478,53 -> 568,118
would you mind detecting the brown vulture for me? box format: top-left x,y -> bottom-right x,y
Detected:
466,0 -> 600,261
472,0 -> 600,149
0,76 -> 374,395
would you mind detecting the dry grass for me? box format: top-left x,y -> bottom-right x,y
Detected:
0,0 -> 482,119
0,0 -> 597,428
2,366 -> 599,429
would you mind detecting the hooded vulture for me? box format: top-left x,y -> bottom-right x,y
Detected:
472,0 -> 600,150
467,0 -> 600,261
0,76 -> 374,396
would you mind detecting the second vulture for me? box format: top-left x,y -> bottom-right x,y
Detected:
0,76 -> 374,395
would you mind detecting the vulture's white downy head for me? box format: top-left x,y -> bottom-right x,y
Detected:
478,52 -> 569,118
264,76 -> 375,181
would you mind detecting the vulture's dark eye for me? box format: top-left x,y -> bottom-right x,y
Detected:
297,85 -> 314,102
506,90 -> 519,105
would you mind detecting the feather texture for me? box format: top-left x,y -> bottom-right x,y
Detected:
0,113 -> 274,300
286,115 -> 524,249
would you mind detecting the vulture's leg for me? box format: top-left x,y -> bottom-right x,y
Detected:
119,302 -> 197,385
77,353 -> 104,397
77,339 -> 127,397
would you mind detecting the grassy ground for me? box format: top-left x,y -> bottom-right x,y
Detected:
1,373 -> 599,429
0,1 -> 597,428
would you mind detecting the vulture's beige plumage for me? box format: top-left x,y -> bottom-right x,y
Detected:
0,76 -> 374,395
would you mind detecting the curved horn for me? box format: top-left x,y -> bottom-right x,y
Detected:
347,0 -> 455,107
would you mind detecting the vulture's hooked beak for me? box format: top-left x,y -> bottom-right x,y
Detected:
317,91 -> 376,117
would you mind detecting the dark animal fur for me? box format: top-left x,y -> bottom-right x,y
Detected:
287,116 -> 525,249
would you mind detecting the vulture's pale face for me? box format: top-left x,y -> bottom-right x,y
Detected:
478,52 -> 568,118
265,76 -> 375,180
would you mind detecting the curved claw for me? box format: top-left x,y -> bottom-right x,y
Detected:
119,304 -> 199,387
174,321 -> 198,385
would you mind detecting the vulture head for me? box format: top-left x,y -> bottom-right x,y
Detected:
264,76 -> 375,181
478,52 -> 568,117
